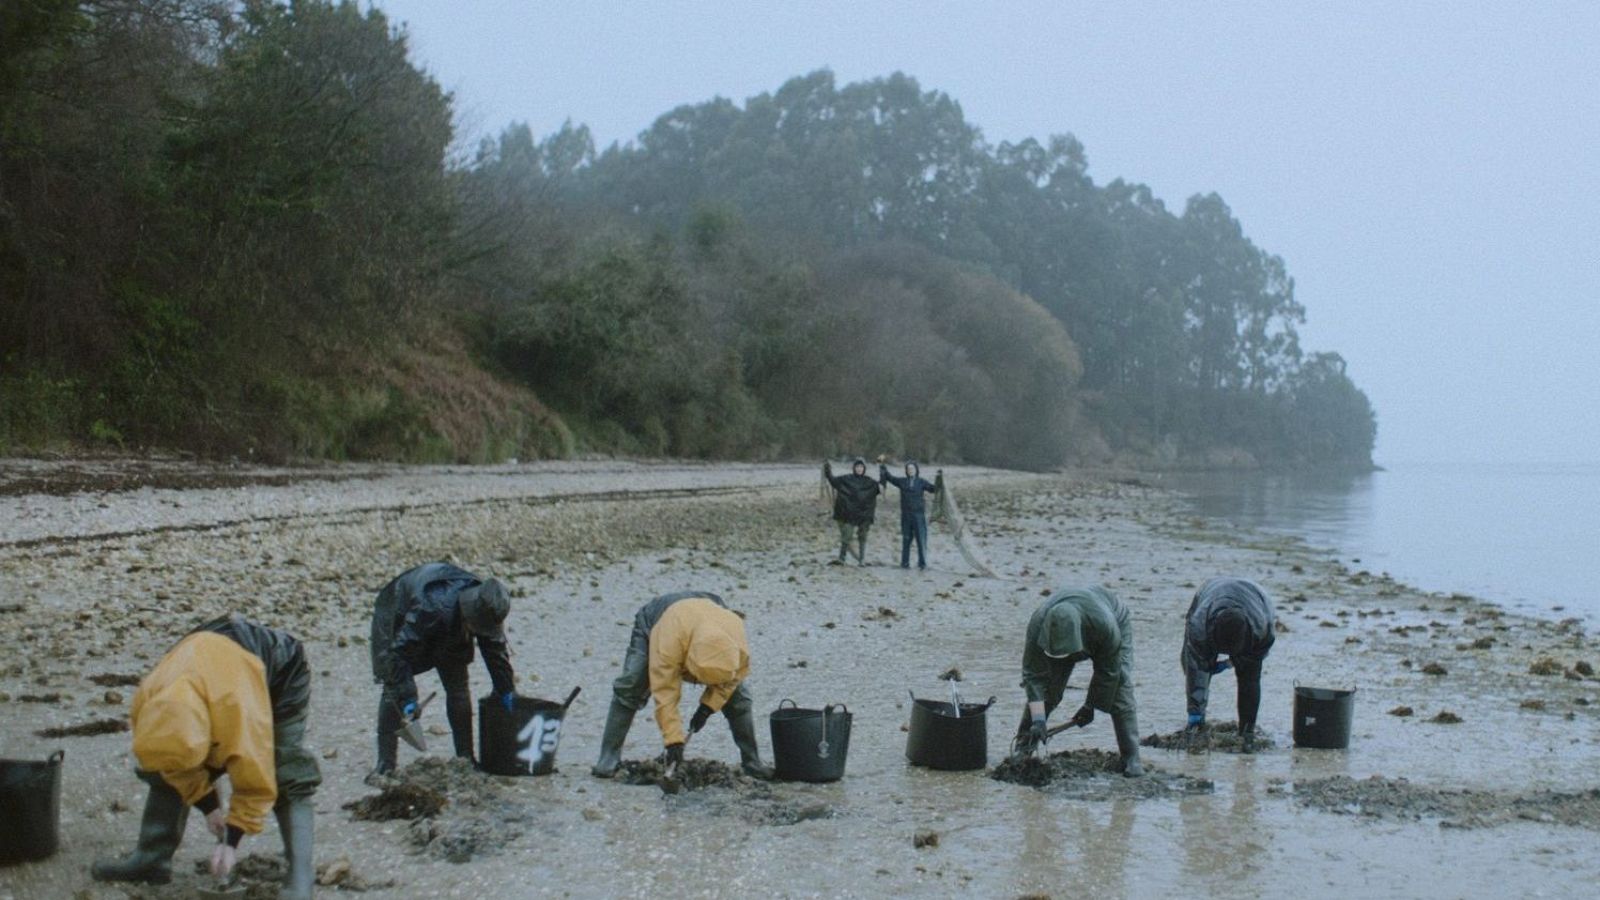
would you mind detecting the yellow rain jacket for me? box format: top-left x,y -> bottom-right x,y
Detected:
648,598 -> 750,745
130,632 -> 277,835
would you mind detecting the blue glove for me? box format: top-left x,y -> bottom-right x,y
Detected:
500,692 -> 516,712
402,701 -> 418,719
1210,659 -> 1232,675
1186,713 -> 1205,730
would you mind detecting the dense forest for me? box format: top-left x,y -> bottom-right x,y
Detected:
0,0 -> 1376,469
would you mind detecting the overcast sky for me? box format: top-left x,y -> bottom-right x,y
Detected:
374,1 -> 1598,465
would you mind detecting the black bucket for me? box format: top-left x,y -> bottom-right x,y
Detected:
478,690 -> 576,776
0,750 -> 64,865
906,694 -> 995,771
1293,686 -> 1356,749
770,700 -> 852,783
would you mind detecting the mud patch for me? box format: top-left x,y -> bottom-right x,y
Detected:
357,757 -> 528,863
344,782 -> 446,821
89,672 -> 143,687
1292,776 -> 1600,830
1140,721 -> 1276,754
35,717 -> 127,738
990,749 -> 1214,800
618,757 -> 747,791
618,757 -> 838,826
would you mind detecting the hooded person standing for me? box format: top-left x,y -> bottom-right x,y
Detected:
823,457 -> 881,565
92,614 -> 320,898
592,591 -> 772,779
370,562 -> 515,776
1014,586 -> 1144,777
1181,577 -> 1276,747
880,460 -> 940,569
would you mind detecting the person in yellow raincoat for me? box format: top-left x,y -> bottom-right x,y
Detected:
591,591 -> 772,778
92,615 -> 320,898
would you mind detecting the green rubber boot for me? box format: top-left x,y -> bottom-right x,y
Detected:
591,697 -> 636,778
91,777 -> 189,884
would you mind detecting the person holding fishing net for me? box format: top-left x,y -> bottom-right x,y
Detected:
880,459 -> 941,569
821,457 -> 881,565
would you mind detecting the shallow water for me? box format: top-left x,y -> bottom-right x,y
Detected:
1170,461 -> 1600,624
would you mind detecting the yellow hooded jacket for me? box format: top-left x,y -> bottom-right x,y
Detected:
130,632 -> 277,835
648,598 -> 750,745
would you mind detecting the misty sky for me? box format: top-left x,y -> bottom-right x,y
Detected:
374,1 -> 1598,465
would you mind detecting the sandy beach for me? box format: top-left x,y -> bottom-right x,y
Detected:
1,459 -> 1596,899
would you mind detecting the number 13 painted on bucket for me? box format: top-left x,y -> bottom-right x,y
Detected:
516,715 -> 562,771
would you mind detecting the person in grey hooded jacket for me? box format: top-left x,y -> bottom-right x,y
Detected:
1181,577 -> 1275,746
1014,585 -> 1143,776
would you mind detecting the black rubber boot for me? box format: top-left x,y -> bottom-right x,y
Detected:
856,535 -> 867,565
726,701 -> 774,780
591,697 -> 636,778
275,797 -> 315,900
374,696 -> 401,778
1113,712 -> 1144,778
91,777 -> 189,884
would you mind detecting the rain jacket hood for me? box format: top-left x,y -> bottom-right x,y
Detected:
684,621 -> 747,687
904,461 -> 920,478
130,679 -> 210,774
852,457 -> 868,476
1039,603 -> 1087,659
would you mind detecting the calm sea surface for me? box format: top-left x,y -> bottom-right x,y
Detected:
1168,462 -> 1600,625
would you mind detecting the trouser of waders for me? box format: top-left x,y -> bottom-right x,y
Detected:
376,661 -> 474,772
900,513 -> 928,568
837,521 -> 870,562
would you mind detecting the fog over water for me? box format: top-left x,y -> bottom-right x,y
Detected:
1174,462 -> 1600,624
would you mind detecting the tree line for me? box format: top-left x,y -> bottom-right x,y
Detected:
1,1 -> 1375,468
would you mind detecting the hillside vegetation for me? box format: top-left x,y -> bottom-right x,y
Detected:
1,1 -> 1375,468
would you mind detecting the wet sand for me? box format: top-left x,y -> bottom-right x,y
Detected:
1,460 -> 1597,899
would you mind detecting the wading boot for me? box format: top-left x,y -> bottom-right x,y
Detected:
1113,712 -> 1145,778
856,535 -> 867,565
373,696 -> 401,780
591,697 -> 635,778
728,703 -> 775,780
91,777 -> 189,884
275,797 -> 315,900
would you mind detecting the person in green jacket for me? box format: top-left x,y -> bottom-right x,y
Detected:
1014,585 -> 1144,777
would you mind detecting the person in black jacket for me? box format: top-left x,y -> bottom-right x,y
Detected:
370,563 -> 515,775
824,457 -> 880,565
880,460 -> 940,569
1181,577 -> 1276,748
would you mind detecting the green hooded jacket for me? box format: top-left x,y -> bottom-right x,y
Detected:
1020,585 -> 1136,717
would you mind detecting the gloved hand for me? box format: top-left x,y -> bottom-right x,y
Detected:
210,842 -> 237,878
1071,705 -> 1094,728
689,703 -> 713,734
1186,713 -> 1205,731
205,808 -> 227,841
662,743 -> 685,766
1210,659 -> 1232,675
1027,715 -> 1048,747
500,692 -> 516,712
402,700 -> 418,719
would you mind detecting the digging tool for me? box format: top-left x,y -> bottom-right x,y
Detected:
196,843 -> 243,900
561,686 -> 582,709
392,691 -> 437,753
1009,718 -> 1087,760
